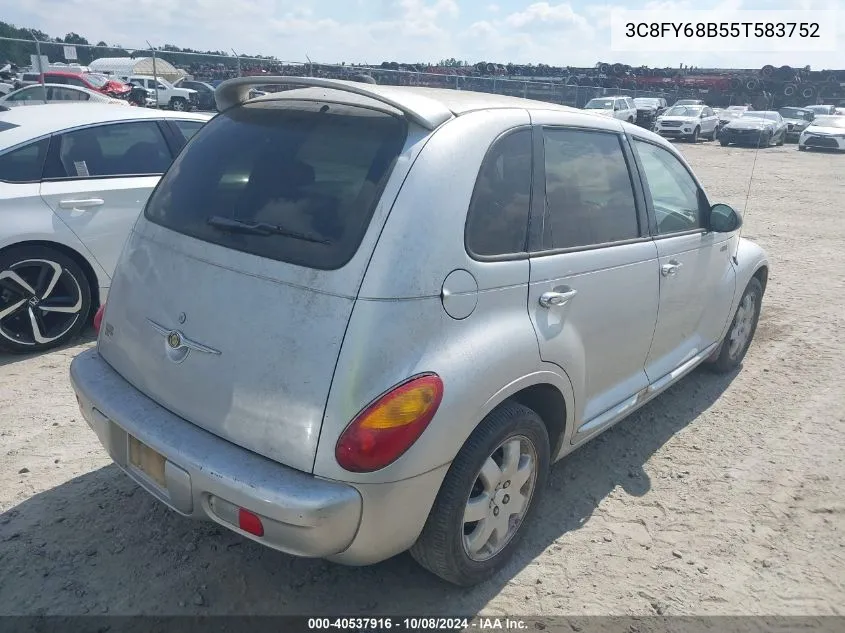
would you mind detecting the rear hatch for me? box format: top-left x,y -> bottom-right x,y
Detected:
97,98 -> 409,473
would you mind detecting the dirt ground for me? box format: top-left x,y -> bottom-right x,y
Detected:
1,141 -> 843,617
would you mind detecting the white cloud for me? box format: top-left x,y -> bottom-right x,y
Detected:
505,2 -> 590,33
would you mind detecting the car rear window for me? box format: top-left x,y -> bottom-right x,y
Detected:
144,100 -> 407,270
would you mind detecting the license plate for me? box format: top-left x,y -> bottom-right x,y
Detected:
128,435 -> 167,489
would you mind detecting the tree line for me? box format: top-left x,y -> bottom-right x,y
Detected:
0,21 -> 278,69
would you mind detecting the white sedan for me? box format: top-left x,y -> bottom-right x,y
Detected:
0,83 -> 133,108
0,104 -> 211,353
798,115 -> 845,152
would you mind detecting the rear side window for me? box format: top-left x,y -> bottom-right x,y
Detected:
172,120 -> 204,141
0,139 -> 49,183
541,128 -> 639,250
465,129 -> 532,257
144,101 -> 407,271
54,122 -> 172,178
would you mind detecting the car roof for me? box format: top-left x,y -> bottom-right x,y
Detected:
216,77 -> 677,141
9,83 -> 99,94
0,103 -> 212,150
42,70 -> 85,77
254,83 -> 583,118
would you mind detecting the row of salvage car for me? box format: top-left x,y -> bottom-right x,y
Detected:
648,101 -> 845,151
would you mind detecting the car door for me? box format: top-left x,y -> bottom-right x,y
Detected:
526,123 -> 659,436
701,107 -> 718,134
39,120 -> 175,277
628,135 -> 736,383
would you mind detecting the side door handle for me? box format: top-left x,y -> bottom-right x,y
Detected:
58,198 -> 104,209
661,260 -> 683,277
539,288 -> 577,308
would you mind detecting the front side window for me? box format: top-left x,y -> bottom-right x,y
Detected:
0,139 -> 49,183
144,101 -> 407,271
632,140 -> 703,235
465,129 -> 532,257
55,121 -> 172,178
8,86 -> 45,102
541,128 -> 639,250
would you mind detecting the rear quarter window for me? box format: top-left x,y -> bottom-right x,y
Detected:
0,139 -> 49,183
144,100 -> 408,271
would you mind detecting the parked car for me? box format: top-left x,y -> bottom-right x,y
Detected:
778,107 -> 815,142
653,104 -> 720,142
726,105 -> 751,113
805,104 -> 837,116
797,115 -> 845,152
0,84 -> 130,107
41,71 -> 131,100
69,77 -> 769,587
719,111 -> 787,147
715,108 -> 741,127
0,104 -> 211,352
128,76 -> 198,111
174,79 -> 216,111
583,96 -> 637,122
633,97 -> 667,128
17,72 -> 40,88
674,99 -> 706,106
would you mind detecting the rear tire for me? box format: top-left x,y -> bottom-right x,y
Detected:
707,277 -> 763,374
0,245 -> 92,354
410,402 -> 550,586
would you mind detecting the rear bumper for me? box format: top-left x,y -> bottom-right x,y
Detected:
69,348 -> 363,559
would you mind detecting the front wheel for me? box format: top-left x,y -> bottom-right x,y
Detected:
0,245 -> 92,353
410,402 -> 550,586
798,145 -> 807,151
720,137 -> 730,146
777,131 -> 785,146
689,126 -> 700,143
707,277 -> 763,373
170,98 -> 187,111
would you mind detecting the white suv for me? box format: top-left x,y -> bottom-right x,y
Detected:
584,95 -> 637,122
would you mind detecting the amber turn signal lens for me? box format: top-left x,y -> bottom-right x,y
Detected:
335,374 -> 444,473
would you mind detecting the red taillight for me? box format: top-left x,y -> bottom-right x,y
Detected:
238,508 -> 264,537
335,373 -> 444,473
93,304 -> 105,333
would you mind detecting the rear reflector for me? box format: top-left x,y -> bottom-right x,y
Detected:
93,304 -> 105,333
238,508 -> 264,537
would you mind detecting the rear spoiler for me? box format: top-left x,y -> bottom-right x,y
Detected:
214,76 -> 453,131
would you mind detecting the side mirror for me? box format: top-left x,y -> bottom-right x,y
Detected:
709,203 -> 742,233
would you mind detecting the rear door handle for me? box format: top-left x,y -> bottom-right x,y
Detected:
661,260 -> 683,276
539,289 -> 577,308
58,198 -> 104,209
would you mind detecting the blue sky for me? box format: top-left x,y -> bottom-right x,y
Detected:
4,0 -> 842,68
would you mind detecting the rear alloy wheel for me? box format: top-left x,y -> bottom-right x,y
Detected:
0,246 -> 92,353
410,402 -> 550,586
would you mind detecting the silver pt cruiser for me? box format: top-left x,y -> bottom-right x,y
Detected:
70,77 -> 769,586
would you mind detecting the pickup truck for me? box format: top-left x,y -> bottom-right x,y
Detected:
127,75 -> 198,111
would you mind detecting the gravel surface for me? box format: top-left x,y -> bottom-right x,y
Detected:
1,141 -> 843,616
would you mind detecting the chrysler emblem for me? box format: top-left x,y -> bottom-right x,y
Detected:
147,318 -> 220,363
